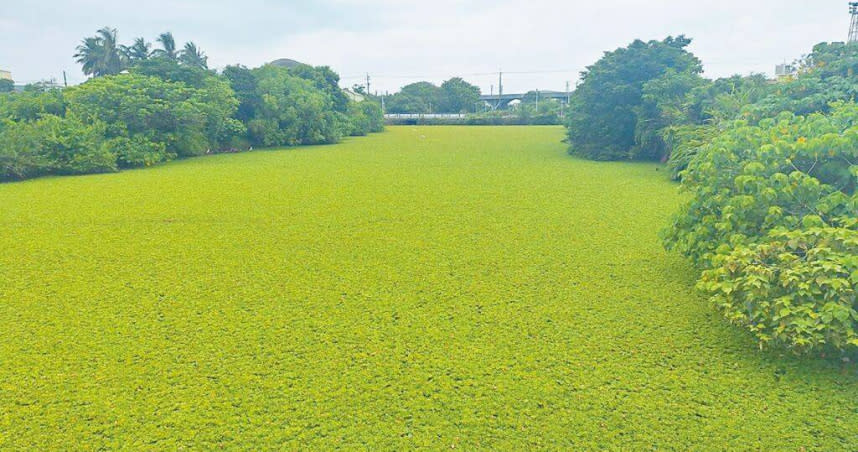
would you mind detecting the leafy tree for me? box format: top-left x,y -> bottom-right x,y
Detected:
223,65 -> 261,123
74,27 -> 124,77
635,69 -> 706,160
0,89 -> 66,121
247,65 -> 341,146
131,57 -> 210,88
0,79 -> 14,93
288,64 -> 349,112
0,114 -> 115,179
65,73 -> 238,157
386,82 -> 441,114
566,36 -> 702,160
345,101 -> 384,136
439,77 -> 480,113
179,42 -> 208,69
700,227 -> 858,353
687,73 -> 770,123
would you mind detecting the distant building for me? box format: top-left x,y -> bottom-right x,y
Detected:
775,63 -> 796,79
343,88 -> 366,102
0,69 -> 11,81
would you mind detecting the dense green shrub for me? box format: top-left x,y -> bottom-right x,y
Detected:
105,135 -> 171,168
248,66 -> 342,146
346,101 -> 384,136
226,64 -> 379,146
65,73 -> 240,157
661,74 -> 771,178
661,124 -> 720,180
664,103 -> 858,353
666,106 -> 857,266
0,118 -> 52,179
0,89 -> 66,122
0,114 -> 115,179
288,64 -> 350,113
699,227 -> 858,352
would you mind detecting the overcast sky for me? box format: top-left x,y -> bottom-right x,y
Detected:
0,1 -> 850,94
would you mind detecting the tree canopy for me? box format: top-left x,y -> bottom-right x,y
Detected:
386,78 -> 481,114
566,35 -> 702,160
0,27 -> 383,182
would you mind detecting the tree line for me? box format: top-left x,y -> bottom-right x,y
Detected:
0,28 -> 383,181
381,78 -> 563,125
382,78 -> 481,114
567,36 -> 858,356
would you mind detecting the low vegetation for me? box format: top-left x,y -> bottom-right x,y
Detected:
1,126 -> 856,449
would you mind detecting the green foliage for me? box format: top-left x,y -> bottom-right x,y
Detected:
345,100 -> 384,136
737,43 -> 858,124
246,65 -> 342,146
178,42 -> 208,69
439,77 -> 481,113
2,36 -> 380,182
0,79 -> 13,93
661,124 -> 720,180
222,65 -> 261,123
74,27 -> 211,79
2,127 -> 857,449
130,57 -> 212,88
566,36 -> 702,160
665,103 -> 858,353
0,114 -> 115,179
635,69 -> 707,160
386,78 -> 481,114
105,135 -> 171,168
386,81 -> 441,114
287,64 -> 350,113
0,117 -> 51,179
65,73 -> 238,157
700,227 -> 858,353
74,27 -> 124,77
0,89 -> 66,121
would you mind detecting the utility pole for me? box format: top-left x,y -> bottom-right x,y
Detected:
62,71 -> 68,88
535,89 -> 539,112
366,73 -> 371,96
497,71 -> 503,110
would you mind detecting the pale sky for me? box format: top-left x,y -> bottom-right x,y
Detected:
0,1 -> 849,95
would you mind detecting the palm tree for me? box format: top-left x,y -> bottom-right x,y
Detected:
121,37 -> 151,63
179,42 -> 208,69
74,27 -> 123,77
153,32 -> 178,60
74,36 -> 104,76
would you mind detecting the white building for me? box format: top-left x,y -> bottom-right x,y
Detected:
775,63 -> 796,79
0,69 -> 11,81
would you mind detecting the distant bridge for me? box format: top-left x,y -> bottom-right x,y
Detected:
479,91 -> 570,109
